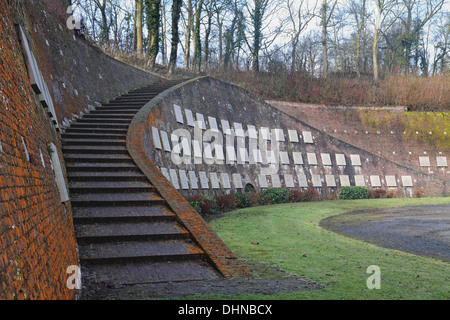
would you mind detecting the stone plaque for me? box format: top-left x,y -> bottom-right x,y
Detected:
253,149 -> 263,163
401,175 -> 413,187
196,113 -> 206,130
160,131 -> 171,152
160,167 -> 170,181
221,173 -> 231,189
215,144 -> 225,161
193,140 -> 202,158
179,170 -> 189,190
238,147 -> 249,163
419,156 -> 430,167
233,122 -> 245,137
210,172 -> 220,189
181,137 -> 191,156
298,173 -> 308,187
203,143 -> 213,159
266,150 -> 277,164
259,174 -> 268,188
336,153 -> 346,166
247,125 -> 258,139
385,175 -> 397,187
354,175 -> 365,187
274,129 -> 285,141
198,172 -> 209,189
288,130 -> 299,142
185,109 -> 195,127
370,175 -> 381,187
151,127 -> 162,150
232,174 -> 243,189
171,134 -> 181,154
221,119 -> 232,135
321,153 -> 332,166
169,169 -> 180,189
307,153 -> 318,165
271,175 -> 281,188
279,151 -> 290,165
303,131 -> 314,143
226,145 -> 236,162
312,174 -> 322,187
293,152 -> 303,165
188,171 -> 198,189
260,127 -> 270,140
173,104 -> 183,124
350,154 -> 361,166
339,175 -> 350,187
325,175 -> 336,187
284,174 -> 295,188
208,116 -> 219,132
436,156 -> 448,167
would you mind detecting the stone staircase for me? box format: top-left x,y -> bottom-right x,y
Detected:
62,81 -> 220,287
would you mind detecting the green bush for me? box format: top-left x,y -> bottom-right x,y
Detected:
338,186 -> 370,200
235,193 -> 252,208
188,200 -> 203,214
261,188 -> 290,204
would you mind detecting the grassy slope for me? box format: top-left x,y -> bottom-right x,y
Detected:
205,197 -> 450,300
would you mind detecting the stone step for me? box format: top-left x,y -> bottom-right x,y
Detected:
95,106 -> 141,110
70,122 -> 129,129
70,192 -> 165,206
79,240 -> 206,264
75,221 -> 190,244
63,127 -> 129,134
64,153 -> 134,163
62,145 -> 129,154
69,180 -> 154,193
72,205 -> 175,223
62,139 -> 126,146
66,163 -> 139,172
89,110 -> 139,115
76,118 -> 132,124
62,133 -> 127,140
81,260 -> 219,285
83,113 -> 135,119
103,102 -> 145,107
67,171 -> 148,182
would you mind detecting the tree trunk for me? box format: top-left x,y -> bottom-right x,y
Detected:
168,0 -> 182,75
146,0 -> 161,69
136,0 -> 143,56
184,0 -> 193,69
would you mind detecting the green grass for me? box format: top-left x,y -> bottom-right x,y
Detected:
204,197 -> 450,300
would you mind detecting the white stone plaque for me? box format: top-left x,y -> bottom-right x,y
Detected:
203,143 -> 213,159
419,156 -> 430,167
221,119 -> 231,135
293,152 -> 303,165
279,151 -> 290,165
401,175 -> 413,187
179,170 -> 189,190
298,173 -> 308,187
312,174 -> 322,187
370,175 -> 381,187
188,171 -> 199,189
185,109 -> 195,127
284,174 -> 295,188
215,144 -> 225,161
160,131 -> 171,152
169,169 -> 180,189
271,175 -> 281,188
173,104 -> 183,124
193,140 -> 202,158
260,127 -> 270,140
210,172 -> 220,189
336,154 -> 346,166
238,147 -> 249,163
303,131 -> 314,143
288,130 -> 299,142
259,174 -> 268,188
196,113 -> 206,130
232,174 -> 243,189
226,145 -> 237,162
221,173 -> 231,189
198,172 -> 209,189
233,122 -> 245,137
171,134 -> 181,154
247,125 -> 258,139
307,153 -> 318,165
208,117 -> 219,132
181,137 -> 191,156
160,167 -> 170,181
339,175 -> 350,187
354,175 -> 365,187
385,175 -> 397,187
350,154 -> 361,166
151,127 -> 162,150
321,153 -> 332,166
436,156 -> 448,167
274,129 -> 285,141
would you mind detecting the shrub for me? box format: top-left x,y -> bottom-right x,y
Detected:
386,189 -> 400,198
216,194 -> 237,211
338,186 -> 370,200
413,187 -> 426,198
246,193 -> 259,206
188,200 -> 203,214
289,188 -> 319,202
235,193 -> 252,208
370,189 -> 387,199
186,194 -> 218,215
261,188 -> 290,204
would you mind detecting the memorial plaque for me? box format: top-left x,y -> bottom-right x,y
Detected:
279,151 -> 290,165
307,153 -> 318,165
203,143 -> 213,159
179,170 -> 189,190
274,129 -> 285,141
185,109 -> 195,127
215,144 -> 225,161
325,175 -> 336,187
221,119 -> 232,135
208,116 -> 219,132
271,175 -> 281,188
253,149 -> 263,163
385,175 -> 397,187
199,171 -> 209,189
248,125 -> 258,139
298,173 -> 308,187
260,127 -> 271,140
151,127 -> 162,150
267,150 -> 277,164
303,131 -> 314,143
226,145 -> 236,162
312,174 -> 322,187
321,153 -> 332,166
181,137 -> 191,156
370,175 -> 381,187
436,156 -> 448,167
171,134 -> 181,154
188,171 -> 199,189
354,175 -> 365,187
221,173 -> 231,189
401,175 -> 413,187
193,140 -> 202,158
160,131 -> 171,152
284,174 -> 295,188
210,172 -> 220,189
234,122 -> 245,137
160,167 -> 170,181
293,152 -> 303,165
288,130 -> 299,142
259,174 -> 268,188
339,175 -> 350,187
196,113 -> 206,130
169,169 -> 180,189
419,156 -> 430,167
336,153 -> 346,166
232,173 -> 243,189
350,154 -> 361,166
173,104 -> 184,124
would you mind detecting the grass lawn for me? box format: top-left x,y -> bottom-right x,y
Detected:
205,197 -> 450,300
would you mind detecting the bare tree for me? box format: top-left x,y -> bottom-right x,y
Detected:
320,0 -> 338,78
348,0 -> 367,77
169,0 -> 183,74
135,0 -> 143,56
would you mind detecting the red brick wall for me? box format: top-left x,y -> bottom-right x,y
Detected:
0,0 -> 77,299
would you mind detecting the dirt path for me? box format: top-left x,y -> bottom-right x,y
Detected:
320,204 -> 450,262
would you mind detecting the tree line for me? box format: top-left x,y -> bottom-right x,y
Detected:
72,0 -> 450,80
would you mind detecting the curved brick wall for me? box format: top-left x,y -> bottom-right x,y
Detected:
127,77 -> 448,200
1,0 -> 159,299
